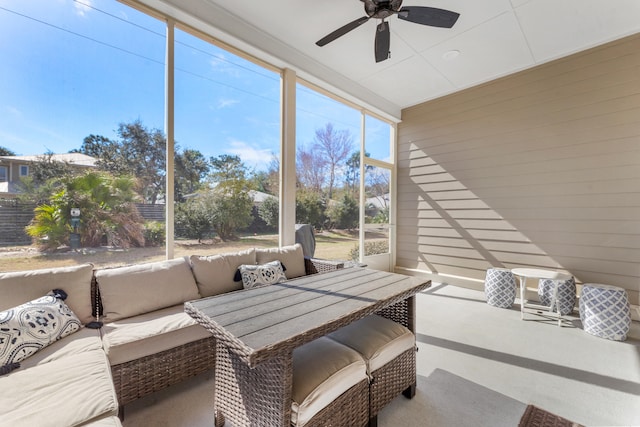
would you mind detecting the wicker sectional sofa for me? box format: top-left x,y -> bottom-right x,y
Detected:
0,244 -> 342,426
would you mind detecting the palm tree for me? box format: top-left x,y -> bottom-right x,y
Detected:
27,171 -> 145,249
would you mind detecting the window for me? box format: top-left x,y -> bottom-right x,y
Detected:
0,0 -> 164,254
364,114 -> 392,162
0,0 -> 397,272
361,114 -> 394,269
296,82 -> 362,261
173,26 -> 281,249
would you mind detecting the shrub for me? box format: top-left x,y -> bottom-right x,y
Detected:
143,221 -> 165,247
174,197 -> 214,242
258,196 -> 279,229
348,239 -> 389,261
296,190 -> 326,229
326,193 -> 358,230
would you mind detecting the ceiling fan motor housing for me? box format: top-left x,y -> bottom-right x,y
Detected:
365,0 -> 403,19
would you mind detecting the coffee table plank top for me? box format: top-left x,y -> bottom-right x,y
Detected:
185,268 -> 430,367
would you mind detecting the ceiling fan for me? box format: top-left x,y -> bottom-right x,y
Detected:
316,0 -> 460,63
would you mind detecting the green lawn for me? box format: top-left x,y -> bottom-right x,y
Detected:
0,230 -> 359,273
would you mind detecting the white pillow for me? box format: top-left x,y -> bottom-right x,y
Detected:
0,290 -> 81,370
238,261 -> 287,289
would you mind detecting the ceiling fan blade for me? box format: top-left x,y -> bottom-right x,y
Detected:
374,21 -> 390,63
397,6 -> 460,28
316,16 -> 370,47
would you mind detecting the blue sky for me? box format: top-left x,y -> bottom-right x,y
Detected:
0,0 -> 390,171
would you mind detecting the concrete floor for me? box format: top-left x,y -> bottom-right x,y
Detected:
409,283 -> 640,427
124,283 -> 640,427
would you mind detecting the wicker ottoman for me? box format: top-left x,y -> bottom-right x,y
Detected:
579,284 -> 631,341
328,314 -> 416,427
484,268 -> 516,308
538,277 -> 576,315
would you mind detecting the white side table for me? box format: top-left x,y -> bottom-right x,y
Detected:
511,268 -> 573,325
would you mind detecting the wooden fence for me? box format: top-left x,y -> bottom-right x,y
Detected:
0,199 -> 35,246
0,201 -> 166,247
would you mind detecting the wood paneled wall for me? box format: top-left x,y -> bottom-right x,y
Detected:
397,33 -> 640,306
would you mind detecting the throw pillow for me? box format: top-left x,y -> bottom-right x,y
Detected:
238,261 -> 287,289
0,289 -> 81,372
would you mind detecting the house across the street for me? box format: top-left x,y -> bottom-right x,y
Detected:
0,153 -> 97,198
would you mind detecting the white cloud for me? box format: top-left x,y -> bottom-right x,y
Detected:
209,53 -> 240,77
3,106 -> 22,117
73,0 -> 93,17
217,98 -> 239,109
226,139 -> 274,171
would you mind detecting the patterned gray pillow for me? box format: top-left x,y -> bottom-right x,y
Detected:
0,290 -> 81,368
239,261 -> 287,289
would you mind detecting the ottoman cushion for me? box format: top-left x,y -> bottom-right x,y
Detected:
291,337 -> 367,427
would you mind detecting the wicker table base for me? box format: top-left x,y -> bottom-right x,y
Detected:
214,342 -> 293,427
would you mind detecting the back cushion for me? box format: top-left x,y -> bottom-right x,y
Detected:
190,248 -> 256,297
256,244 -> 306,279
96,257 -> 200,322
0,264 -> 94,324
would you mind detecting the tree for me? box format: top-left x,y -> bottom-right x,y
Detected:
175,148 -> 209,202
258,195 -> 279,229
296,189 -> 326,229
17,152 -> 77,204
207,154 -> 255,240
27,152 -> 77,185
296,145 -> 326,192
209,189 -> 253,241
0,146 -> 16,156
313,123 -> 353,199
251,154 -> 279,195
26,171 -> 144,250
209,154 -> 248,183
76,120 -> 166,204
326,193 -> 359,230
345,150 -> 373,194
175,195 -> 215,242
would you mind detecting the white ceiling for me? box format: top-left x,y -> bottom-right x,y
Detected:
148,0 -> 640,120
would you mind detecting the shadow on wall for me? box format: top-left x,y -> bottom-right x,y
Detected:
396,148 -> 573,286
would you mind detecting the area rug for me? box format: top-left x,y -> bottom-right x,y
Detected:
519,404 -> 584,427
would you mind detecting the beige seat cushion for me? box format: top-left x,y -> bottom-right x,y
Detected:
18,327 -> 103,370
190,248 -> 256,297
291,337 -> 367,427
101,305 -> 212,366
0,263 -> 94,324
256,244 -> 306,279
328,314 -> 415,374
96,257 -> 201,322
0,349 -> 118,427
